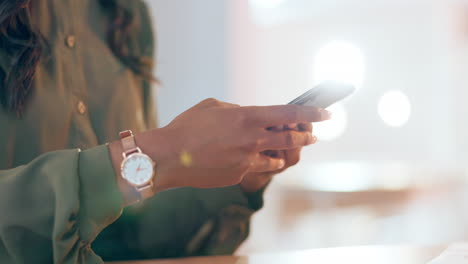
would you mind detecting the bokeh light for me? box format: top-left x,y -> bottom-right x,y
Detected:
378,90 -> 412,127
314,103 -> 348,141
314,41 -> 366,89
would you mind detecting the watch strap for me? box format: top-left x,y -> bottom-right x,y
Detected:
120,130 -> 139,156
137,184 -> 154,201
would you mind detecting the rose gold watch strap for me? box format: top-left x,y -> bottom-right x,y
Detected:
120,130 -> 138,155
137,184 -> 154,201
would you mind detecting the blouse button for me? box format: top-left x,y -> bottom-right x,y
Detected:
77,101 -> 87,115
65,35 -> 76,48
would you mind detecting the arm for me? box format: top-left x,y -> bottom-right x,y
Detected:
0,102 -> 326,263
0,145 -> 123,264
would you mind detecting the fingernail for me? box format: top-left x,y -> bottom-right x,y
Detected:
306,134 -> 317,145
321,109 -> 332,120
311,135 -> 318,144
278,159 -> 286,168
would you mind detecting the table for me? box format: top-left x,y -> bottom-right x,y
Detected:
239,163 -> 468,253
112,245 -> 446,264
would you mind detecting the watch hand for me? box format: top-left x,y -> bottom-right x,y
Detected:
136,166 -> 147,172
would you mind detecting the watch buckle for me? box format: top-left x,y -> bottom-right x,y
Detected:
122,147 -> 142,158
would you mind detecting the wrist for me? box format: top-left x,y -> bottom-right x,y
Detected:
134,128 -> 177,192
108,128 -> 176,205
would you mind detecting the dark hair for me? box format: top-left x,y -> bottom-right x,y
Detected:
0,0 -> 154,116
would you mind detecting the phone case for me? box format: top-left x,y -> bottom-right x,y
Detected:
288,81 -> 356,108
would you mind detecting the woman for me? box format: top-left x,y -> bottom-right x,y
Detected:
0,0 -> 330,263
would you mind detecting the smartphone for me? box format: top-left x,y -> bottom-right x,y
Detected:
288,81 -> 356,108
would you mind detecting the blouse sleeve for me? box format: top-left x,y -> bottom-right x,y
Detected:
0,145 -> 124,264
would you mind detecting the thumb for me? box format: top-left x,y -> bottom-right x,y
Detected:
249,154 -> 285,173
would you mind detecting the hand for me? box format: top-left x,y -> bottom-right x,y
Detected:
110,98 -> 330,197
240,123 -> 314,193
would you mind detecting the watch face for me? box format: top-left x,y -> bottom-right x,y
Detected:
121,153 -> 155,186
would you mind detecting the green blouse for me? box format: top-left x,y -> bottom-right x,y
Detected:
0,0 -> 262,263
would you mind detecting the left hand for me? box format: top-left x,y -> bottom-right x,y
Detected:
240,123 -> 315,193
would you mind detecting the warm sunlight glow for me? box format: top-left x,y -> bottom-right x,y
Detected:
314,41 -> 366,88
378,90 -> 411,127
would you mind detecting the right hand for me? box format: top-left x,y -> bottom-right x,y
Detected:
114,98 -> 330,192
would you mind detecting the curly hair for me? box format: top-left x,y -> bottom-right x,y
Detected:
0,0 -> 154,116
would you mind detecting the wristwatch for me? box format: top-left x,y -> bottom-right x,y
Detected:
119,130 -> 155,204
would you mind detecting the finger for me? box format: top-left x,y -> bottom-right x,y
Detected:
257,131 -> 317,151
243,105 -> 331,127
284,148 -> 301,167
249,154 -> 285,173
298,122 -> 312,132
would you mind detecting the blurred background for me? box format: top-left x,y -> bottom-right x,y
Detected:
147,0 -> 468,255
